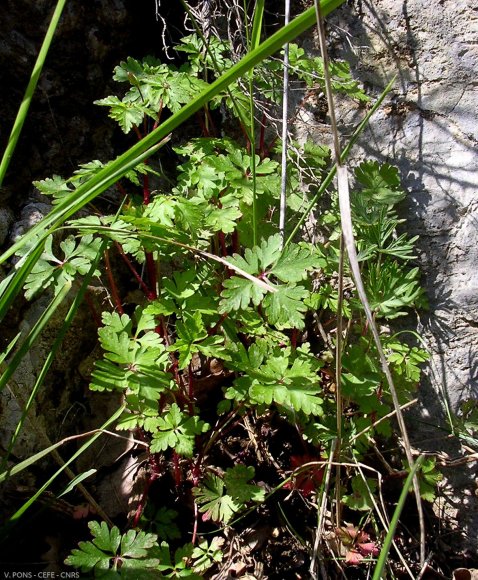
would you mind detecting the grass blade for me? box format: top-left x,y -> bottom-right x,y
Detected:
372,455 -> 424,580
7,404 -> 125,523
251,0 -> 265,49
0,0 -> 68,188
0,281 -> 72,397
1,239 -> 109,468
285,75 -> 396,247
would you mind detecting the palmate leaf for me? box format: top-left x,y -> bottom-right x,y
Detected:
33,174 -> 72,202
91,310 -> 172,416
191,537 -> 224,574
249,373 -> 323,415
150,403 -> 209,457
342,339 -> 381,404
385,339 -> 429,383
224,465 -> 265,504
169,312 -> 229,369
220,275 -> 266,312
226,344 -> 323,414
154,542 -> 201,579
23,233 -> 101,299
175,138 -> 280,204
205,194 -> 242,233
365,262 -> 423,318
193,473 -> 239,524
219,236 -> 317,324
193,465 -> 264,524
263,284 -> 309,329
112,55 -> 209,115
94,95 -> 151,134
65,521 -> 159,575
176,33 -> 232,74
269,242 -> 321,283
354,160 -> 405,206
343,476 -> 377,512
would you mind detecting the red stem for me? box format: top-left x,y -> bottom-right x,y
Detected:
133,125 -> 143,141
204,106 -> 217,137
208,313 -> 228,336
218,231 -> 227,257
104,250 -> 124,314
187,363 -> 195,415
115,242 -> 155,300
291,328 -> 298,350
145,252 -> 157,298
143,171 -> 150,206
116,181 -> 128,199
84,290 -> 102,328
192,503 -> 199,546
131,449 -> 162,527
173,452 -> 181,487
232,230 -> 240,254
196,111 -> 209,137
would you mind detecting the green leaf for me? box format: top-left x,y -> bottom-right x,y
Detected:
343,476 -> 377,511
193,465 -> 265,525
168,312 -> 229,369
193,473 -> 239,524
416,457 -> 443,502
65,521 -> 159,574
263,284 -> 308,329
23,234 -> 101,299
365,262 -> 423,319
94,95 -> 150,134
269,242 -> 320,283
220,274 -> 266,312
223,465 -> 265,504
226,344 -> 323,414
354,161 -> 405,206
150,403 -> 209,457
191,537 -> 224,574
33,174 -> 73,203
121,529 -> 158,559
145,507 -> 181,541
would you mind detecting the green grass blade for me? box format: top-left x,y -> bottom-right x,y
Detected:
251,0 -> 266,49
1,239 -> 108,469
245,0 -> 266,246
0,440 -> 64,485
0,281 -> 72,397
0,242 -> 45,321
0,0 -> 68,188
285,75 -> 396,247
0,333 -> 21,365
58,469 -> 97,498
7,404 -> 125,523
372,455 -> 424,580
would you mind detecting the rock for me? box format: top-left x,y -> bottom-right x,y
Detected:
0,207 -> 14,246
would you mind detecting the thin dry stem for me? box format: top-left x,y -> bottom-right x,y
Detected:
313,0 -> 426,566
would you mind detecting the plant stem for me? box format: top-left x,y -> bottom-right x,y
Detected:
115,242 -> 155,299
104,249 -> 124,314
279,0 -> 291,246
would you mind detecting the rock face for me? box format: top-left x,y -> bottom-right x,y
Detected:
326,0 -> 478,554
